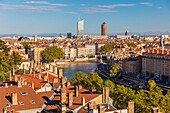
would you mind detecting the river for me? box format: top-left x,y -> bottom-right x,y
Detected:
61,62 -> 98,80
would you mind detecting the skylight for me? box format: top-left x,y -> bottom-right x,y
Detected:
21,91 -> 28,95
6,104 -> 10,107
20,102 -> 24,105
31,100 -> 35,104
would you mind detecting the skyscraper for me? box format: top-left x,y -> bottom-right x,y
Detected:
101,22 -> 108,36
77,19 -> 84,37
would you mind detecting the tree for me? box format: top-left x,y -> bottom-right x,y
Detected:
110,63 -> 120,77
0,40 -> 10,55
104,80 -> 115,92
42,46 -> 65,62
160,92 -> 170,113
11,52 -> 22,66
100,43 -> 115,53
134,90 -> 151,113
70,72 -> 89,87
70,72 -> 103,92
0,53 -> 11,81
88,73 -> 103,91
111,85 -> 135,109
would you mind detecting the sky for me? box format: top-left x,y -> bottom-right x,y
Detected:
0,0 -> 170,35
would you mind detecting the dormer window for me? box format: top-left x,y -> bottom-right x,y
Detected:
21,91 -> 28,95
6,104 -> 10,107
31,100 -> 35,104
20,101 -> 24,105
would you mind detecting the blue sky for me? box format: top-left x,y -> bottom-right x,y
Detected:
0,0 -> 170,35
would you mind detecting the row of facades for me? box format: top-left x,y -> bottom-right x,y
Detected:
122,48 -> 170,81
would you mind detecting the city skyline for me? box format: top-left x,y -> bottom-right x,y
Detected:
0,0 -> 170,34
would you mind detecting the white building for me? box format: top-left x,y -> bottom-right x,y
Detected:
70,47 -> 77,59
77,19 -> 84,37
85,44 -> 96,56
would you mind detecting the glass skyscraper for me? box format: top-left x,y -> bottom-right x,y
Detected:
77,19 -> 84,37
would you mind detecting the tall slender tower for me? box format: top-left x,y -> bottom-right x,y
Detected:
101,22 -> 108,36
77,18 -> 84,37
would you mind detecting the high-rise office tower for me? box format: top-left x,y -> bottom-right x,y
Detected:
101,22 -> 108,36
67,33 -> 72,38
77,19 -> 84,37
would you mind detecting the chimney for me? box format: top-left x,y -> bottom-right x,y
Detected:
24,80 -> 27,85
3,107 -> 7,113
98,105 -> 105,113
61,104 -> 66,113
31,60 -> 34,68
61,76 -> 66,85
53,78 -> 58,83
29,67 -> 32,74
89,102 -> 97,110
81,97 -> 85,106
78,85 -> 82,90
49,64 -> 52,72
12,67 -> 15,76
60,88 -> 66,104
38,74 -> 41,79
12,92 -> 18,105
68,92 -> 73,107
75,86 -> 78,97
66,81 -> 70,87
59,68 -> 63,78
62,84 -> 65,88
18,79 -> 22,87
5,83 -> 8,88
31,82 -> 34,90
9,70 -> 12,81
128,100 -> 134,113
33,70 -> 36,78
44,75 -> 48,82
102,87 -> 109,104
14,75 -> 18,82
152,108 -> 159,113
53,66 -> 57,74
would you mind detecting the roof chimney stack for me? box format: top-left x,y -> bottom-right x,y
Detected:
60,88 -> 66,104
75,86 -> 79,97
12,92 -> 18,105
59,68 -> 63,78
128,100 -> 134,113
102,87 -> 109,104
68,92 -> 73,107
81,97 -> 85,106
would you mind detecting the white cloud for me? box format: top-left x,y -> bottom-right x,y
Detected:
0,3 -> 60,12
25,1 -> 70,7
98,4 -> 136,9
64,12 -> 78,14
81,7 -> 118,14
25,1 -> 49,5
140,2 -> 153,6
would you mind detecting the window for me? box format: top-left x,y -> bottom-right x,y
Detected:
6,104 -> 10,107
31,100 -> 35,104
21,91 -> 28,95
19,102 -> 24,105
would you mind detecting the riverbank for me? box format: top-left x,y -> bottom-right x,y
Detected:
56,59 -> 98,65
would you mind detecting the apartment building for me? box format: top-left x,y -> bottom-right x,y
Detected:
142,49 -> 170,81
76,46 -> 88,57
85,44 -> 96,56
122,57 -> 141,75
